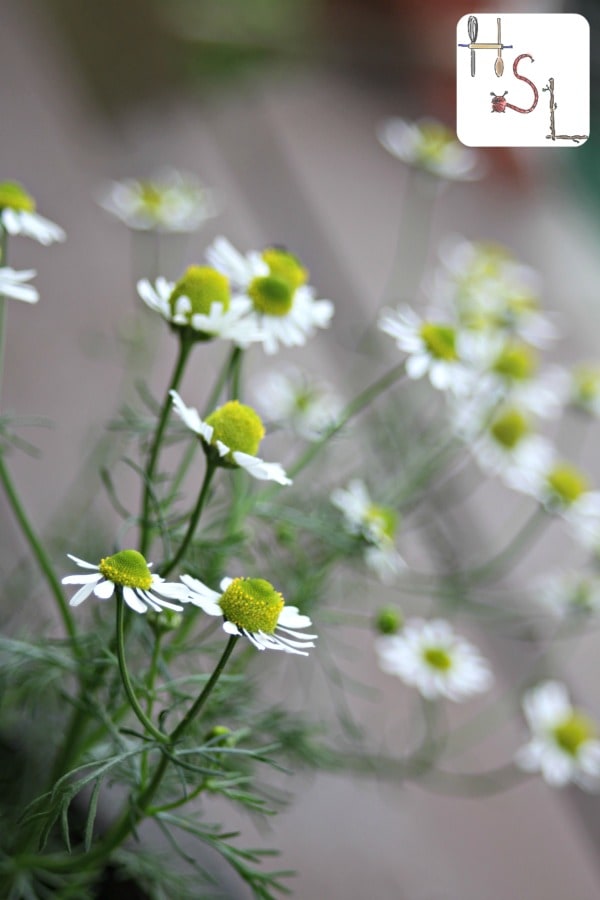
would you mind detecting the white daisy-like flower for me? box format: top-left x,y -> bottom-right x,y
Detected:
378,304 -> 472,394
432,236 -> 555,347
569,364 -> 600,418
330,479 -> 405,584
181,573 -> 317,655
170,390 -> 291,485
62,550 -> 189,615
453,396 -> 554,478
0,267 -> 39,304
206,237 -> 334,354
251,365 -> 342,441
516,681 -> 600,790
0,181 -> 65,245
137,269 -> 263,345
505,455 -> 600,548
377,117 -> 482,181
99,168 -> 215,232
535,571 -> 600,621
376,618 -> 493,701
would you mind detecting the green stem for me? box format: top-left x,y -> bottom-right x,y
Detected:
460,506 -> 548,585
0,454 -> 79,652
0,227 -> 7,408
172,634 -> 238,741
140,334 -> 193,556
229,347 -> 243,401
116,590 -> 168,744
160,459 -> 217,577
141,630 -> 163,785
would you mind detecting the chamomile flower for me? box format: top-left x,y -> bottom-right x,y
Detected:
569,364 -> 600,418
535,571 -> 600,621
137,267 -> 263,345
181,574 -> 317,655
0,181 -> 65,245
330,479 -> 405,583
99,168 -> 215,232
516,681 -> 600,790
170,390 -> 291,485
454,397 -> 554,477
251,365 -> 342,441
0,267 -> 39,303
506,455 -> 600,547
378,304 -> 472,393
433,237 -> 555,347
62,550 -> 189,614
206,237 -> 334,354
376,618 -> 492,701
377,117 -> 481,181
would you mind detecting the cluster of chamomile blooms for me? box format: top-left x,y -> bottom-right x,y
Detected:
62,549 -> 316,656
376,235 -> 600,551
0,181 -> 65,304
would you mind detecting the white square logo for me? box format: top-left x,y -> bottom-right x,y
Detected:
457,13 -> 589,147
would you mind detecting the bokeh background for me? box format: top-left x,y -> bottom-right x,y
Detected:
3,0 -> 600,896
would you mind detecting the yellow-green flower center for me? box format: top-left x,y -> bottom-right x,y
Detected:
419,323 -> 457,361
423,646 -> 452,671
98,549 -> 153,590
0,181 -> 35,212
416,123 -> 454,165
205,401 -> 265,456
139,182 -> 165,213
492,342 -> 537,382
365,504 -> 397,542
262,247 -> 308,291
546,463 -> 588,506
219,577 -> 284,633
489,408 -> 530,450
248,275 -> 293,317
169,266 -> 230,319
553,712 -> 595,757
572,366 -> 600,409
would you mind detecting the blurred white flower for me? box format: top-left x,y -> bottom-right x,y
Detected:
377,118 -> 481,181
516,681 -> 600,789
99,168 -> 215,232
376,619 -> 492,701
0,180 -> 65,245
569,364 -> 600,418
535,571 -> 600,620
206,237 -> 333,354
378,304 -> 472,394
181,574 -> 317,655
252,365 -> 342,441
0,267 -> 39,304
330,479 -> 405,583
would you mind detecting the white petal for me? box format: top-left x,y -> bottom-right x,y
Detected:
69,581 -> 99,607
122,587 -> 149,613
93,579 -> 115,599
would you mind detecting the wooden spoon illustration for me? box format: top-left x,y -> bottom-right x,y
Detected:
495,18 -> 504,77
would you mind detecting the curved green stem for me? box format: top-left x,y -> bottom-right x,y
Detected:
459,506 -> 548,585
0,454 -> 79,652
160,459 -> 217,577
140,334 -> 193,555
229,347 -> 243,401
116,590 -> 168,744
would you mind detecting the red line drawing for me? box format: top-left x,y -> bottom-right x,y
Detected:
490,54 -> 539,113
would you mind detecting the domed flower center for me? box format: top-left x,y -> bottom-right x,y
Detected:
489,408 -> 529,450
572,366 -> 600,408
0,181 -> 35,212
546,463 -> 588,506
169,266 -> 230,319
365,504 -> 397,543
219,577 -> 284,633
139,182 -> 164,213
98,549 -> 153,590
262,247 -> 308,291
423,645 -> 452,671
248,275 -> 293,317
416,123 -> 453,164
419,323 -> 457,361
205,401 -> 265,456
492,342 -> 537,382
553,712 -> 595,757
